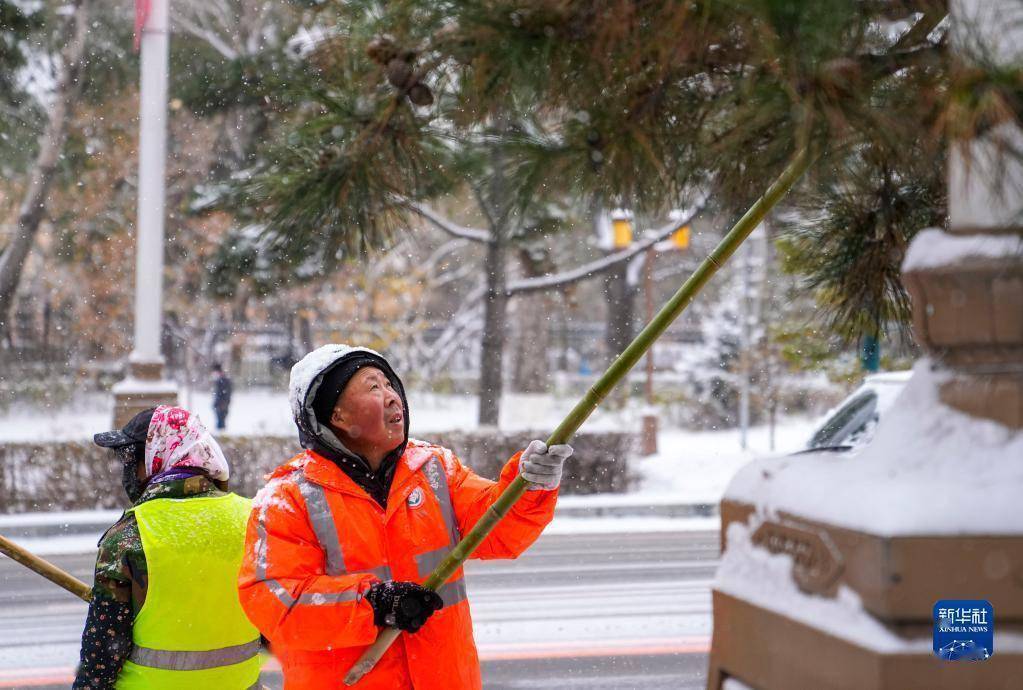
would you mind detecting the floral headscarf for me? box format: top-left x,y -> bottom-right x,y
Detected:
144,405 -> 230,481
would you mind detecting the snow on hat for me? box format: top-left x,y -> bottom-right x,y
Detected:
144,405 -> 230,481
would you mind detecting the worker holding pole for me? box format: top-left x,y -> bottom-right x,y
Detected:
73,406 -> 261,689
237,344 -> 572,689
0,147 -> 812,689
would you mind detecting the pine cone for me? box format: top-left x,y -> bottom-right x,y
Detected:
407,83 -> 435,107
386,58 -> 416,90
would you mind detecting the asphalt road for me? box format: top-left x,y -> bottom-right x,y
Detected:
0,529 -> 718,690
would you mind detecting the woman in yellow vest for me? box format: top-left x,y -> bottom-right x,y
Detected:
74,405 -> 261,690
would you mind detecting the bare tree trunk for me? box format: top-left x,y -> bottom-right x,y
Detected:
0,0 -> 90,337
511,247 -> 553,393
298,313 -> 313,352
477,132 -> 510,427
602,261 -> 635,365
478,236 -> 508,426
511,292 -> 552,393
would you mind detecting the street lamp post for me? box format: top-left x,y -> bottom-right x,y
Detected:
112,0 -> 178,424
641,245 -> 658,455
640,222 -> 690,456
601,210 -> 690,456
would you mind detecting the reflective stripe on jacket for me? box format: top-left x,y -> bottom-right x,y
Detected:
238,439 -> 558,690
116,494 -> 262,689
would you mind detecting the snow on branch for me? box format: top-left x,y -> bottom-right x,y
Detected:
400,199 -> 493,243
173,13 -> 238,59
505,200 -> 706,296
172,2 -> 239,60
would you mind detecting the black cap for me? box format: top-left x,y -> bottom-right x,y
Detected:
94,407 -> 157,449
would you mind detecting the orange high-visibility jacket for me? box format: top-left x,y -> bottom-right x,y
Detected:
238,439 -> 557,690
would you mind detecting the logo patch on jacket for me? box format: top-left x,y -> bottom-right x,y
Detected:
407,487 -> 425,508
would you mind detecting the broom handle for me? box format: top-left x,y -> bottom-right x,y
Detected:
0,532 -> 93,602
344,147 -> 814,685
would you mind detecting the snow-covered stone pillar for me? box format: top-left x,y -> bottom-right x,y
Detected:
902,0 -> 1023,428
112,0 -> 178,425
708,8 -> 1023,689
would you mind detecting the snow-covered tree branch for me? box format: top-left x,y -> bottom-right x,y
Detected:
401,200 -> 493,244
505,202 -> 705,296
172,12 -> 238,59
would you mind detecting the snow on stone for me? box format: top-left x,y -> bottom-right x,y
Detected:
717,517 -> 1023,654
722,679 -> 755,690
716,518 -> 932,653
901,227 -> 1023,272
110,377 -> 179,395
725,359 -> 1023,535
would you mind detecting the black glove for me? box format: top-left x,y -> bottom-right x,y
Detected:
365,581 -> 444,633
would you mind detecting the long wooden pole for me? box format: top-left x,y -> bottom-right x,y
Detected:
344,146 -> 815,685
0,533 -> 92,602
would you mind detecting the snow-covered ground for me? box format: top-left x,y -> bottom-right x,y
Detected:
634,422 -> 816,504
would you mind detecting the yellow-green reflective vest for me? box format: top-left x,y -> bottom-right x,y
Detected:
115,493 -> 261,690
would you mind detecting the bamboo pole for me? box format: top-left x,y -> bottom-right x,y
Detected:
344,146 -> 815,685
0,532 -> 92,602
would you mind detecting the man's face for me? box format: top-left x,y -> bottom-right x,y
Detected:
330,367 -> 405,457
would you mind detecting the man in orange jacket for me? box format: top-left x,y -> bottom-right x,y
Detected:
238,344 -> 572,690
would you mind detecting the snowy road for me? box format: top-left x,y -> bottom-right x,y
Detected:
0,529 -> 717,689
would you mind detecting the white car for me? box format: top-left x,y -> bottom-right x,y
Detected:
803,370 -> 912,451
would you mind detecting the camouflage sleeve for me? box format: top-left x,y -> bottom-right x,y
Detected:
91,516 -> 146,605
72,517 -> 142,689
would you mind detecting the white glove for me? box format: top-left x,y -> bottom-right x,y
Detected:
519,440 -> 573,491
